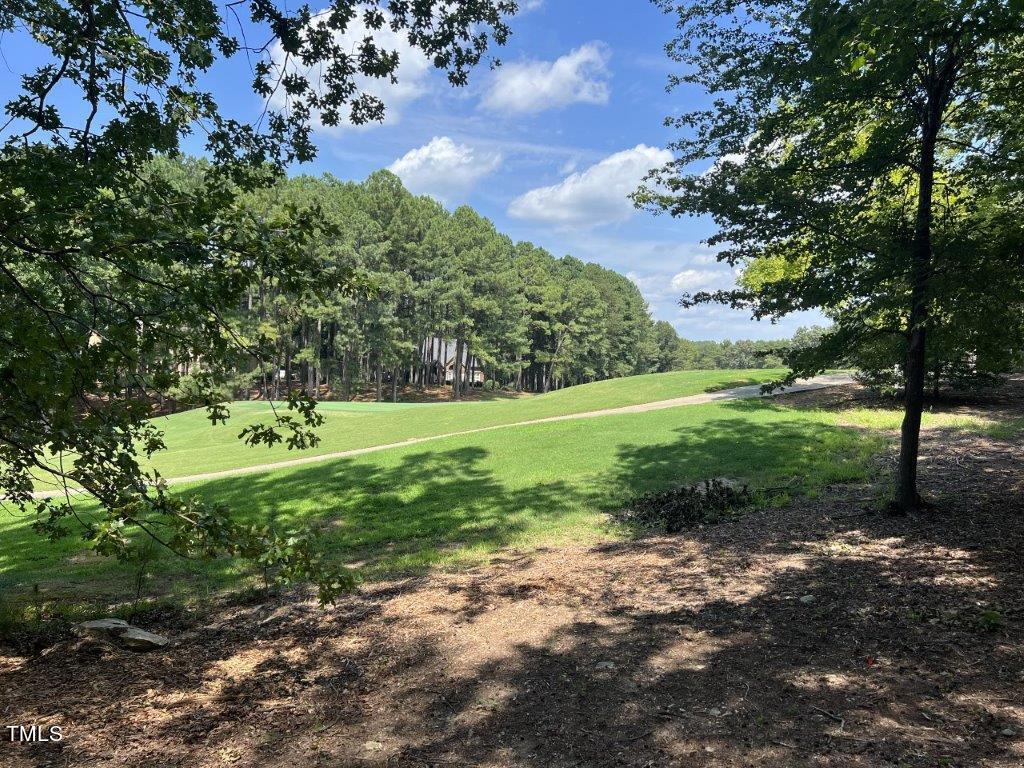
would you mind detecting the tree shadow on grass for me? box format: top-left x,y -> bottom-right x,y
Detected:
609,406 -> 881,498
2,415 -> 1022,766
1,404 -> 881,604
151,403 -> 881,588
185,444 -> 604,580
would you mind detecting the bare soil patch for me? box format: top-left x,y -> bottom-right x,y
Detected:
3,385 -> 1023,767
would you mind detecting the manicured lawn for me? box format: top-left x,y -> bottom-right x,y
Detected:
114,368 -> 790,479
2,396 -> 888,608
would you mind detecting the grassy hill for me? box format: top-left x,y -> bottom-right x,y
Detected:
11,368 -> 995,612
1,379 -> 893,607
130,368 -> 789,479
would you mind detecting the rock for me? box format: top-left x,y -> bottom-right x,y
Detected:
75,618 -> 169,651
799,594 -> 816,604
1001,727 -> 1017,737
709,707 -> 722,716
595,661 -> 617,670
363,740 -> 385,752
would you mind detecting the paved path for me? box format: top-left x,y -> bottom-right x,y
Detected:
32,373 -> 854,498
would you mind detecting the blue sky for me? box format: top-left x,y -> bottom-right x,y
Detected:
1,0 -> 824,340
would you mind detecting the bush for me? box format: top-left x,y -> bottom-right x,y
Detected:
167,372 -> 233,405
614,479 -> 754,533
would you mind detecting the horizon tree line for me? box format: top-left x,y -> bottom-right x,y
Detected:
164,164 -> 815,407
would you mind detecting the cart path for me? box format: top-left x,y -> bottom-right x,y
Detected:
32,373 -> 854,497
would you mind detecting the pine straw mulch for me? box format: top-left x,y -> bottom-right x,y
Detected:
2,385 -> 1023,767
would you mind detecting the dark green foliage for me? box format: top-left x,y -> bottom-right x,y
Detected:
654,325 -> 823,372
615,478 -> 753,533
1,0 -> 517,599
640,0 -> 1024,510
231,171 -> 665,402
977,609 -> 1005,632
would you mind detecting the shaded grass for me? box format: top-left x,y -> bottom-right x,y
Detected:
984,417 -> 1024,439
2,397 -> 883,609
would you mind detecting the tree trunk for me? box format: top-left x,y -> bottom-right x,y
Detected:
312,318 -> 322,397
392,365 -> 399,403
453,338 -> 464,400
300,318 -> 310,396
342,347 -> 351,400
272,342 -> 281,400
376,356 -> 384,402
284,348 -> 292,396
326,321 -> 337,394
895,118 -> 939,513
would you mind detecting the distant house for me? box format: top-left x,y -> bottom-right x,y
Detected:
427,337 -> 486,386
443,357 -> 485,386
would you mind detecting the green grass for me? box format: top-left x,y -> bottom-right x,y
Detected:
839,408 -> 1024,439
3,394 -> 885,608
983,417 -> 1024,440
838,408 -> 998,432
104,368 -> 789,481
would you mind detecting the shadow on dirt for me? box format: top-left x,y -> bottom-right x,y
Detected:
2,414 -> 1022,767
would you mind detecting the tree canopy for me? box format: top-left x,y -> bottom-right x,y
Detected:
185,168 -> 665,406
640,0 -> 1024,511
1,0 -> 518,599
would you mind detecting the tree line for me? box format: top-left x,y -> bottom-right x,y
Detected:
202,168 -> 821,406
653,322 -> 825,372
199,167 -> 671,404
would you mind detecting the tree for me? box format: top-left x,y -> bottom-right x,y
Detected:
652,321 -> 682,372
227,172 -> 658,405
640,0 -> 1024,512
1,0 -> 516,599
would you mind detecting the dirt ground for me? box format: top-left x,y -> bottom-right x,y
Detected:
3,384 -> 1023,767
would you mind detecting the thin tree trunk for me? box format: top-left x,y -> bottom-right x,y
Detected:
313,318 -> 322,397
300,318 -> 310,395
453,338 -> 464,400
342,347 -> 351,400
284,349 -> 292,396
272,341 -> 281,400
895,116 -> 939,513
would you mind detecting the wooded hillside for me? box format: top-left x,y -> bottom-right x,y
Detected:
192,166 -> 669,402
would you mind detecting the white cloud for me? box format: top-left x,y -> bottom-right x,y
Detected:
701,151 -> 747,177
267,9 -> 431,132
507,144 -> 672,228
481,42 -> 611,115
558,157 -> 580,175
388,137 -> 502,201
627,266 -> 734,304
670,268 -> 731,293
521,0 -> 545,10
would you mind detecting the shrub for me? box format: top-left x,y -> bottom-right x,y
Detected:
615,479 -> 754,533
